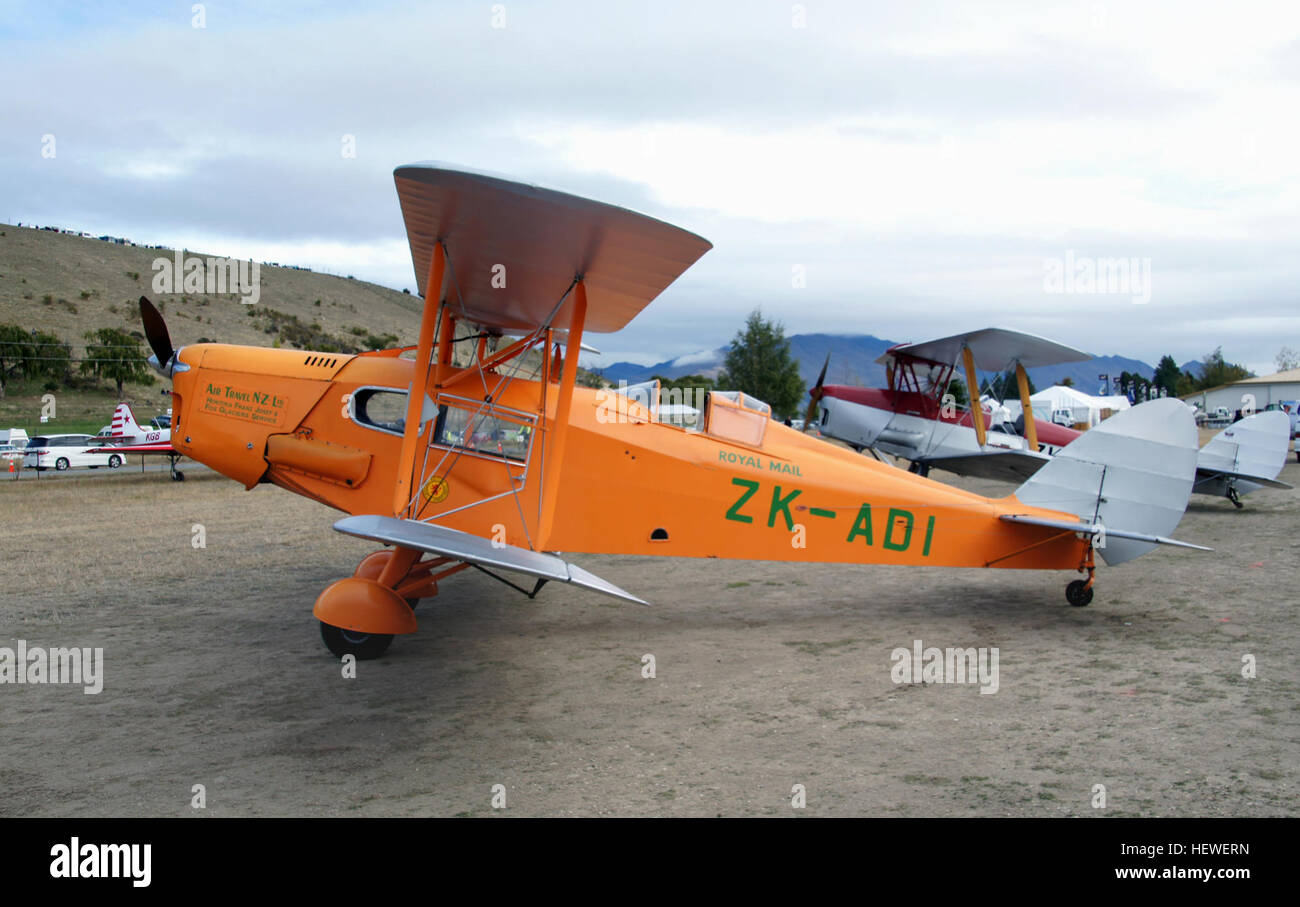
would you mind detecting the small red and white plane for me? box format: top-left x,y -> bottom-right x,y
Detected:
810,328 -> 1293,507
88,402 -> 188,480
809,328 -> 1088,482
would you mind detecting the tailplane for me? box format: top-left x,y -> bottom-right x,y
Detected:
1012,398 -> 1201,565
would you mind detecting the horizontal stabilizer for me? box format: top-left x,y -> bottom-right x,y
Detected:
999,514 -> 1211,552
333,514 -> 648,605
1194,468 -> 1292,490
920,448 -> 1052,483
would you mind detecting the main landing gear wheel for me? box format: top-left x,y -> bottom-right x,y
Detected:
319,622 -> 393,660
1066,580 -> 1094,607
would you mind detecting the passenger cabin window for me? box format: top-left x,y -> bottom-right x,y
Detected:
433,404 -> 530,462
352,388 -> 408,436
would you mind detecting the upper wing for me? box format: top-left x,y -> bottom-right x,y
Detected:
394,163 -> 712,334
876,327 -> 1091,369
334,514 -> 648,605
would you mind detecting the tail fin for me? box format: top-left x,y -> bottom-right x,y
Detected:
1197,410 -> 1291,487
1013,398 -> 1199,566
111,402 -> 142,438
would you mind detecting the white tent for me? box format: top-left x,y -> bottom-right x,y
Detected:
1025,385 -> 1129,428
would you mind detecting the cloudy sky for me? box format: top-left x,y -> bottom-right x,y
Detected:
3,0 -> 1298,373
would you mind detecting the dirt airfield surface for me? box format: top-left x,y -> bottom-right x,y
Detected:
1,459 -> 1296,817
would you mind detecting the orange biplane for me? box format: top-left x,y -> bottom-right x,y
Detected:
140,164 -> 1208,659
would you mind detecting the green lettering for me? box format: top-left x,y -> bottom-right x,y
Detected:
883,508 -> 914,551
921,515 -> 936,556
726,478 -> 760,524
846,504 -> 874,544
767,485 -> 802,530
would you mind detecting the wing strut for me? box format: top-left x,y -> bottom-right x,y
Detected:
1015,361 -> 1039,452
536,279 -> 588,547
961,344 -> 987,448
392,242 -> 446,517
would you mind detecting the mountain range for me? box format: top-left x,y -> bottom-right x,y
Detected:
596,333 -> 1160,396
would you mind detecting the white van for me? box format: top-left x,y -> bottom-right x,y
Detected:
0,428 -> 29,447
22,434 -> 126,471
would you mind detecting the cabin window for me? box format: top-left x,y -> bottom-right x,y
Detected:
433,404 -> 531,462
351,388 -> 408,436
704,391 -> 770,447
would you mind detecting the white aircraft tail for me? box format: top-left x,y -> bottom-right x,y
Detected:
110,402 -> 142,438
1195,410 -> 1291,496
1012,398 -> 1200,566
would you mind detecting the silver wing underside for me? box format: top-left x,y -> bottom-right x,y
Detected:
333,514 -> 648,605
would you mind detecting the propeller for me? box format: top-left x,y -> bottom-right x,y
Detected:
801,353 -> 830,432
139,296 -> 175,375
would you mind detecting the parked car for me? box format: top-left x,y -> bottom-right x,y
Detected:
0,443 -> 25,465
23,434 -> 126,471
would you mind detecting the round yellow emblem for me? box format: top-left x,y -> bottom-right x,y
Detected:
421,475 -> 450,503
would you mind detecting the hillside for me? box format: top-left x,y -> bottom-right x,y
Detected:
599,334 -> 1156,394
0,224 -> 425,355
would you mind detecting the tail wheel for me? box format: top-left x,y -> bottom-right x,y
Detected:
1066,580 -> 1094,607
319,622 -> 393,660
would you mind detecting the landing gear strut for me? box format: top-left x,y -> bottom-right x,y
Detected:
1066,548 -> 1096,606
1226,485 -> 1242,509
169,453 -> 185,481
314,549 -> 471,660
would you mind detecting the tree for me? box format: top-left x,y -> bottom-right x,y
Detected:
81,328 -> 154,398
1152,355 -> 1182,396
30,330 -> 72,387
1276,346 -> 1299,373
715,310 -> 805,420
0,324 -> 36,398
653,373 -> 715,394
1060,376 -> 1074,388
946,377 -> 968,407
1198,346 -> 1253,389
987,368 -> 1036,400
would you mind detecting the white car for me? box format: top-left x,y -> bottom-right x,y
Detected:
23,434 -> 126,471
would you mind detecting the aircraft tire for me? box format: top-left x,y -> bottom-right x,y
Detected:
319,621 -> 393,660
1066,580 -> 1093,607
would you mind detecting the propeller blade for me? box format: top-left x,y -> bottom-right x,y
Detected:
802,354 -> 830,432
139,296 -> 174,368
